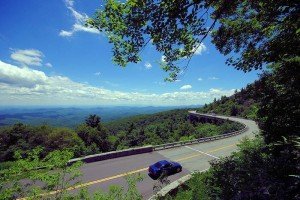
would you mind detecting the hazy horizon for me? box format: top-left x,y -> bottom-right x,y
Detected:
0,105 -> 201,127
0,104 -> 201,109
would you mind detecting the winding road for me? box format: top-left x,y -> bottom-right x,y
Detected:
45,112 -> 260,199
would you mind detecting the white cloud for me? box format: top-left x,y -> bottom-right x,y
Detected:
160,43 -> 206,64
0,60 -> 47,88
65,0 -> 74,6
94,72 -> 101,76
180,85 -> 192,90
144,62 -> 152,69
45,63 -> 53,68
0,60 -> 235,106
73,24 -> 100,34
11,49 -> 43,66
59,30 -> 73,37
193,43 -> 207,55
209,88 -> 231,95
208,77 -> 219,80
60,0 -> 100,37
198,78 -> 203,81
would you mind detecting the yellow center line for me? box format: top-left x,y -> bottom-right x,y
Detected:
17,142 -> 238,199
68,167 -> 148,189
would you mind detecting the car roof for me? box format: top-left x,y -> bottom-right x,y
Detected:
156,160 -> 170,165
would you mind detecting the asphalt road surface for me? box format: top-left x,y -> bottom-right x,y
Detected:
40,113 -> 259,199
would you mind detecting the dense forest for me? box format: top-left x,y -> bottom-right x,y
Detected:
198,78 -> 263,120
105,109 -> 242,149
0,110 -> 242,163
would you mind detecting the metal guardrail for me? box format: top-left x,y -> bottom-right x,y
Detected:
68,145 -> 153,164
153,125 -> 248,151
153,112 -> 249,151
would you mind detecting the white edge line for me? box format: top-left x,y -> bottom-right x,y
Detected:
184,146 -> 220,159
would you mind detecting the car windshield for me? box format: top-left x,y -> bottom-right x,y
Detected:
154,162 -> 163,168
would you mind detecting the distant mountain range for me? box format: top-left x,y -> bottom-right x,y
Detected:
0,105 -> 201,128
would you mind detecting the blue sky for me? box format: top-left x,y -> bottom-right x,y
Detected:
0,0 -> 261,106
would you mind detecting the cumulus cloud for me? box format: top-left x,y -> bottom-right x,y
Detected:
10,49 -> 43,66
0,60 -> 47,88
0,60 -> 235,106
208,77 -> 219,80
60,0 -> 100,37
144,62 -> 152,69
180,85 -> 192,90
94,72 -> 101,76
198,78 -> 203,81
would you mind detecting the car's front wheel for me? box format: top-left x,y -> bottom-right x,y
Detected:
177,167 -> 182,172
161,169 -> 168,177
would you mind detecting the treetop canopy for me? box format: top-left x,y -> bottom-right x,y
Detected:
87,0 -> 299,81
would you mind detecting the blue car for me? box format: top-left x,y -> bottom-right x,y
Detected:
148,160 -> 182,180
